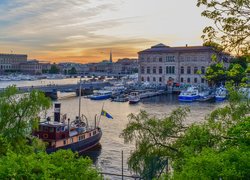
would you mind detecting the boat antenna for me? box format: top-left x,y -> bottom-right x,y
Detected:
78,77 -> 82,120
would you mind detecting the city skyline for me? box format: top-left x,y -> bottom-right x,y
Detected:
0,0 -> 212,63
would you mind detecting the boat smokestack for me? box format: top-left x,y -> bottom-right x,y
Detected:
54,103 -> 61,122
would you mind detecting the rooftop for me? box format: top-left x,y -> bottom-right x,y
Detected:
139,43 -> 214,54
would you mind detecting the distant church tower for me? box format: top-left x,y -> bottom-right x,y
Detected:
109,50 -> 113,63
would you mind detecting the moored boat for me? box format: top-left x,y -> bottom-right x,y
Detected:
178,86 -> 200,102
129,92 -> 140,104
33,103 -> 102,153
89,90 -> 112,100
215,86 -> 227,101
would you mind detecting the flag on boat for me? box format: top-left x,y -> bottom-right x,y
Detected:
101,109 -> 113,119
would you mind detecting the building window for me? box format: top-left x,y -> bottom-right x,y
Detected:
187,78 -> 190,83
141,66 -> 145,74
201,78 -> 205,83
194,78 -> 197,83
153,77 -> 156,81
141,77 -> 144,81
147,77 -> 150,82
187,66 -> 191,74
201,66 -> 205,74
153,67 -> 156,74
181,77 -> 184,82
181,66 -> 184,74
194,67 -> 198,74
159,66 -> 162,74
147,67 -> 150,74
159,57 -> 162,62
159,77 -> 162,82
172,66 -> 175,74
166,56 -> 175,62
166,66 -> 175,74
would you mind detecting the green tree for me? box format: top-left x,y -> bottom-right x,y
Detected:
0,86 -> 51,153
49,64 -> 60,74
197,0 -> 250,55
69,67 -> 77,75
0,150 -> 101,179
227,63 -> 246,85
204,59 -> 227,86
121,108 -> 189,179
122,84 -> 250,179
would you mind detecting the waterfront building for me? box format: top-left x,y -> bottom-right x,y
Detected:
0,53 -> 27,73
138,43 -> 229,86
20,60 -> 42,74
112,58 -> 138,74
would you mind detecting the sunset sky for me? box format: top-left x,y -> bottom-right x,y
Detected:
0,0 -> 211,63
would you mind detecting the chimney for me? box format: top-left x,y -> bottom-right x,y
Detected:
54,103 -> 61,122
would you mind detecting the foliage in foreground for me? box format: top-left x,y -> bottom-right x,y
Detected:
122,84 -> 250,179
0,86 -> 101,179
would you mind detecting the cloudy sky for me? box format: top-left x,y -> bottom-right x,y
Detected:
0,0 -> 211,63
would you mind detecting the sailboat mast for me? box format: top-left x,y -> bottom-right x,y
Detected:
78,77 -> 81,119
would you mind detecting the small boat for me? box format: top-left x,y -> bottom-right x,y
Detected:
89,90 -> 112,100
34,103 -> 102,154
215,86 -> 227,101
178,86 -> 200,102
196,90 -> 215,102
129,92 -> 140,104
112,94 -> 129,102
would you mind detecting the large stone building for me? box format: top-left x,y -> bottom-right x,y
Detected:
0,53 -> 27,73
19,60 -> 42,74
138,43 -> 228,86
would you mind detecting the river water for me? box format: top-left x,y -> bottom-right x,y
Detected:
0,79 -> 221,179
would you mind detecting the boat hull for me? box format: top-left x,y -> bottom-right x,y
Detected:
178,95 -> 199,102
46,131 -> 102,154
215,96 -> 226,101
129,100 -> 140,104
90,95 -> 111,100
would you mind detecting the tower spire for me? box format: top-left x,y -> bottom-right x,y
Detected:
109,49 -> 112,63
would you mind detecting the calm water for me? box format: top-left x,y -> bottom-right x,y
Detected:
1,80 -> 221,179
55,95 -> 220,179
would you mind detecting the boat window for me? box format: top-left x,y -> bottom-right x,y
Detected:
49,127 -> 54,133
63,140 -> 67,145
70,138 -> 73,143
89,133 -> 92,137
93,131 -> 96,135
43,126 -> 48,132
56,127 -> 60,132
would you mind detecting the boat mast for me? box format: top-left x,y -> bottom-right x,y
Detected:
78,77 -> 81,120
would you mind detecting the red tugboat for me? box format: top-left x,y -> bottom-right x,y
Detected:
33,102 -> 102,153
